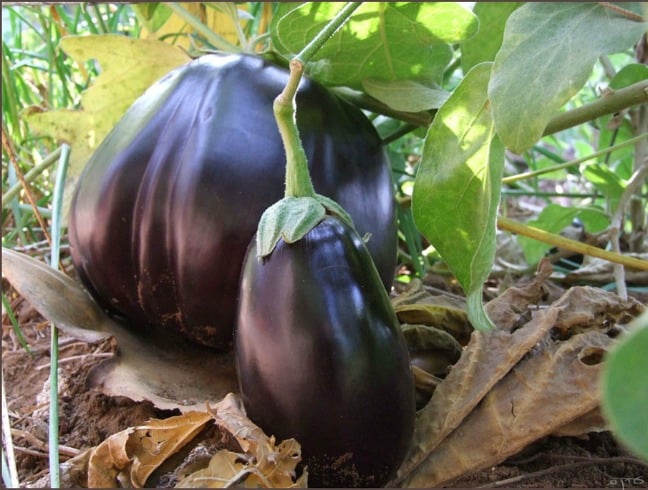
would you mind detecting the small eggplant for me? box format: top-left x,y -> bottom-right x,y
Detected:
236,216 -> 415,487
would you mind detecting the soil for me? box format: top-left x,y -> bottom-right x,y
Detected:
2,277 -> 648,488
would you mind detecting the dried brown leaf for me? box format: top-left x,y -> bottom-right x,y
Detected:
203,394 -> 307,488
175,449 -> 248,488
563,254 -> 648,285
401,330 -> 615,487
402,323 -> 462,376
87,411 -> 212,488
392,306 -> 560,486
484,258 -> 553,330
393,285 -> 645,487
551,408 -> 607,437
551,285 -> 645,337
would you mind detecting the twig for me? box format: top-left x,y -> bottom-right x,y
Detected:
11,445 -> 78,460
502,134 -> 647,184
477,456 -> 648,488
1,124 -> 52,248
497,216 -> 648,271
2,373 -> 20,488
543,79 -> 648,137
10,429 -> 80,457
35,352 -> 114,370
598,2 -> 646,22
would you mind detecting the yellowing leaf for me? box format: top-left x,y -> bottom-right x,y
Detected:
137,3 -> 250,49
26,34 -> 190,178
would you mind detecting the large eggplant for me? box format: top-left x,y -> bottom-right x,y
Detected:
68,53 -> 397,348
236,216 -> 415,487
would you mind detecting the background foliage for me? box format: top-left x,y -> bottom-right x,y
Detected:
2,2 -> 647,484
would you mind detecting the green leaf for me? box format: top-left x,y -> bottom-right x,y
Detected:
271,2 -> 478,89
489,2 -> 648,153
597,64 -> 648,170
461,2 -> 522,74
601,311 -> 648,461
518,204 -> 610,265
362,79 -> 450,112
132,3 -> 173,33
412,63 -> 504,332
26,35 -> 190,178
583,164 -> 626,208
256,197 -> 326,259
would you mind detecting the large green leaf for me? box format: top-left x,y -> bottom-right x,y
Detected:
461,2 -> 521,74
601,311 -> 648,461
271,2 -> 478,89
489,2 -> 648,154
412,63 -> 504,331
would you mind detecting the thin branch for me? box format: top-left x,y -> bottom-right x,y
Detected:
497,216 -> 648,271
543,80 -> 648,137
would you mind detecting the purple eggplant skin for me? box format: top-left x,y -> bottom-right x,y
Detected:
235,216 -> 415,488
68,53 -> 397,349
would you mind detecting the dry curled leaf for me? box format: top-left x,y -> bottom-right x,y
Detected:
77,411 -> 212,488
392,278 -> 472,344
401,329 -> 615,487
194,393 -> 307,488
391,277 -> 646,487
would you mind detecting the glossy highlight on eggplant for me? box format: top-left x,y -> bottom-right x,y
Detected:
68,53 -> 397,349
236,216 -> 415,487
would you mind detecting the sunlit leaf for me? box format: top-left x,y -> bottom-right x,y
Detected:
1,248 -> 238,412
412,62 -> 504,331
362,79 -> 450,112
461,2 -> 522,73
271,2 -> 477,89
489,2 -> 648,153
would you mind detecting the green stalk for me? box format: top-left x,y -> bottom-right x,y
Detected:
166,3 -> 242,53
1,292 -> 32,355
275,2 -> 362,198
275,60 -> 316,199
2,373 -> 19,488
2,147 -> 62,205
543,79 -> 648,137
503,133 -> 648,184
497,216 -> 648,271
295,2 -> 362,64
48,144 -> 70,489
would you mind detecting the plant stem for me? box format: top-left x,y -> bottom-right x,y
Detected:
275,61 -> 316,198
166,2 -> 242,53
502,133 -> 648,184
295,2 -> 362,63
275,2 -> 362,198
48,144 -> 69,489
2,146 -> 62,205
497,216 -> 648,271
2,373 -> 19,488
543,79 -> 648,136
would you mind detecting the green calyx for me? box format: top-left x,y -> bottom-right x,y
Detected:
256,195 -> 354,260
